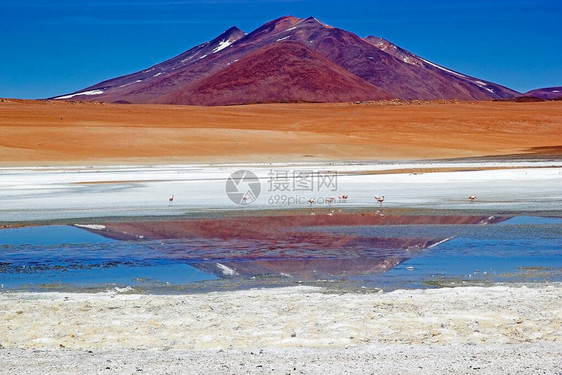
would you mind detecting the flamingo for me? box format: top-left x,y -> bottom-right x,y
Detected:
468,195 -> 477,202
308,197 -> 316,215
326,197 -> 335,215
375,195 -> 384,205
168,194 -> 174,206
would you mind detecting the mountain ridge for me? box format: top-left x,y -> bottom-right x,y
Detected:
53,15 -> 521,105
524,87 -> 562,100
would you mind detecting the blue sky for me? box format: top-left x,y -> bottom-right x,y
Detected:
1,0 -> 560,99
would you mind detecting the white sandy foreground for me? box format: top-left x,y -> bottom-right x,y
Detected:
1,285 -> 561,374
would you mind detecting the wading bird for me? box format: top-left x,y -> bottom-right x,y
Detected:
468,195 -> 477,202
168,195 -> 174,206
308,197 -> 316,215
375,195 -> 384,205
326,197 -> 335,215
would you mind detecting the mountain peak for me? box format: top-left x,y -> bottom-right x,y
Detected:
212,26 -> 247,45
53,15 -> 520,104
301,16 -> 333,28
221,26 -> 246,37
264,15 -> 302,28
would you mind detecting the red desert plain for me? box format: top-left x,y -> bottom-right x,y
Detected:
1,99 -> 561,165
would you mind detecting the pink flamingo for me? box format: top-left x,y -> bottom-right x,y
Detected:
326,197 -> 335,215
375,195 -> 384,205
468,195 -> 477,202
308,197 -> 316,215
168,194 -> 174,206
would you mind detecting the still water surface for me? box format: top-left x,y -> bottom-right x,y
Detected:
0,216 -> 560,292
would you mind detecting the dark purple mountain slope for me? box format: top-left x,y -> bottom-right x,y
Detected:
53,16 -> 520,105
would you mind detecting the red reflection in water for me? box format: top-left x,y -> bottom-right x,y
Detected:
92,214 -> 506,278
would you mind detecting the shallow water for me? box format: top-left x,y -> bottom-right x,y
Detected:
361,216 -> 562,290
0,216 -> 560,292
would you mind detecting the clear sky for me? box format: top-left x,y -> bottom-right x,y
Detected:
1,0 -> 560,99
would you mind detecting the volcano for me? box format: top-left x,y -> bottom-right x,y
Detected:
53,16 -> 520,105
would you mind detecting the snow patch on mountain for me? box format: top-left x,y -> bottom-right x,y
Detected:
213,39 -> 232,54
419,58 -> 467,78
54,90 -> 104,100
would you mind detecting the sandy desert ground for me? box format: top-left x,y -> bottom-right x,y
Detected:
0,99 -> 561,165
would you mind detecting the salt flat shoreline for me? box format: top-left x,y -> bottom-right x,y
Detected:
1,284 -> 560,374
1,160 -> 561,222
